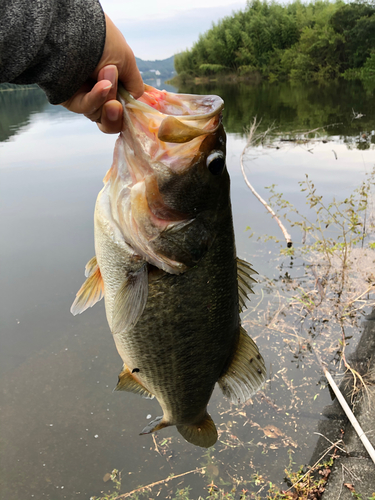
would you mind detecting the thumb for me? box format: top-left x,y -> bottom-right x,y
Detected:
118,42 -> 144,99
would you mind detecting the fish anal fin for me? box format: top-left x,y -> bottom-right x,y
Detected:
112,264 -> 148,333
115,366 -> 154,399
177,413 -> 218,448
237,257 -> 258,312
218,326 -> 265,404
140,416 -> 169,435
158,116 -> 207,143
70,262 -> 104,316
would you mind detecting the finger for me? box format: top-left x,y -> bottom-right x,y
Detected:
97,65 -> 118,102
62,79 -> 113,120
97,100 -> 123,134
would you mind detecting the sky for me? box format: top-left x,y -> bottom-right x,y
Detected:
100,0 -> 247,61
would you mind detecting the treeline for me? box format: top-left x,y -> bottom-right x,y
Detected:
174,0 -> 375,82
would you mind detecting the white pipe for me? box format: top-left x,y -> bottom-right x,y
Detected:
321,362 -> 375,465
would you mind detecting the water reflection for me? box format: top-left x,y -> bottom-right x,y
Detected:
70,85 -> 265,448
0,84 -> 48,142
178,80 -> 375,148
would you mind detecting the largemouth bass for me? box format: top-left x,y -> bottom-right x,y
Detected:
71,85 -> 265,448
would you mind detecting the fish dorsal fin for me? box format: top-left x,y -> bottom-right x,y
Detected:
177,413 -> 218,448
115,366 -> 154,399
237,257 -> 258,313
70,257 -> 104,315
158,116 -> 208,143
218,326 -> 265,404
112,264 -> 148,333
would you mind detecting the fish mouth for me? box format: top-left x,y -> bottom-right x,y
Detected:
100,85 -> 225,274
119,83 -> 224,130
117,84 -> 224,178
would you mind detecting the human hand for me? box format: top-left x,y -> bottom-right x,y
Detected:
62,14 -> 143,133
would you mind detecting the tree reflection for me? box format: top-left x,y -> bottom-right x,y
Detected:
177,80 -> 375,148
0,84 -> 48,142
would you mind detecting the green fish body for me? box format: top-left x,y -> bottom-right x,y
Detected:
71,85 -> 265,447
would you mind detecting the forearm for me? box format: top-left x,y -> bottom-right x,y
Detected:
0,0 -> 106,104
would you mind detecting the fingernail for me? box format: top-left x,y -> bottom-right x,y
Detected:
103,66 -> 117,86
101,83 -> 112,97
106,106 -> 121,122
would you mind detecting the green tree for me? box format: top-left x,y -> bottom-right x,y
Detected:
173,0 -> 375,83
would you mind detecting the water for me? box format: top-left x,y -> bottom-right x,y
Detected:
0,80 -> 374,499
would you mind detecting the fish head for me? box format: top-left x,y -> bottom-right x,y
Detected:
102,85 -> 229,274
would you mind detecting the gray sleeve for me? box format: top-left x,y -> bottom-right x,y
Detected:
0,0 -> 106,104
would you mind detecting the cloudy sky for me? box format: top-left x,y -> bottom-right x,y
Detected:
100,0 -> 247,61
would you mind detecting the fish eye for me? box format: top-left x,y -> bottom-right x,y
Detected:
206,151 -> 226,175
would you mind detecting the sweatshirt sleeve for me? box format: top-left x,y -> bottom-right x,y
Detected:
0,0 -> 106,104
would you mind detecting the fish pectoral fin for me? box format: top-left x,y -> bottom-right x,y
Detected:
140,416 -> 169,435
70,258 -> 104,315
237,257 -> 258,312
112,264 -> 148,333
115,366 -> 154,399
84,256 -> 99,278
177,413 -> 218,448
218,326 -> 266,404
158,116 -> 208,143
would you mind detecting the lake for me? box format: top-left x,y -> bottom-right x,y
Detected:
0,79 -> 374,499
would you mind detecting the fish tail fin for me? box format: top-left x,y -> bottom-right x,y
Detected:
218,326 -> 266,404
176,413 -> 217,448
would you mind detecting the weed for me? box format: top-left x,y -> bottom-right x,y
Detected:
90,469 -> 121,500
173,486 -> 192,499
266,169 -> 375,266
247,168 -> 375,396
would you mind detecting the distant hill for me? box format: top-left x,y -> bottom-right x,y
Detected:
135,56 -> 176,82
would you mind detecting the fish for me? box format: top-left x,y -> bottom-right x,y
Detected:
71,84 -> 265,448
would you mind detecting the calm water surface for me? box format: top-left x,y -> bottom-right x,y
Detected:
0,80 -> 374,499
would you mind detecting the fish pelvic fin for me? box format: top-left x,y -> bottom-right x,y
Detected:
177,413 -> 218,448
237,257 -> 258,313
115,366 -> 154,399
112,263 -> 148,333
218,326 -> 266,404
70,257 -> 104,315
140,416 -> 170,435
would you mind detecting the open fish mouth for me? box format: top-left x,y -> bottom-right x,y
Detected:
97,85 -> 227,274
123,83 -> 224,139
118,84 -> 224,178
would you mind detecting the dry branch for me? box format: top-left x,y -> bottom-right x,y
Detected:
240,117 -> 293,247
114,467 -> 205,499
